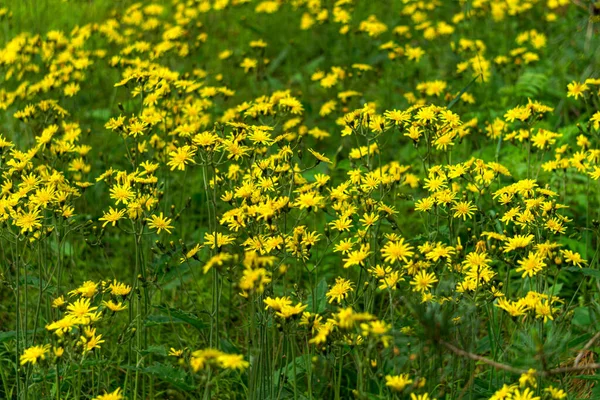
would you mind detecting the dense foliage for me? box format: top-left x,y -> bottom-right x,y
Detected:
1,0 -> 600,399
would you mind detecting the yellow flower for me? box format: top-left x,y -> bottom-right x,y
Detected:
385,373 -> 413,391
451,200 -> 476,220
180,243 -> 202,263
378,270 -> 404,290
147,212 -> 174,234
560,249 -> 586,267
410,271 -> 439,292
107,280 -> 132,296
326,277 -> 354,304
359,212 -> 379,228
294,191 -> 324,210
69,280 -> 98,298
516,252 -> 546,278
79,333 -> 105,353
307,148 -> 332,164
93,388 -> 124,400
566,81 -> 588,100
169,348 -> 184,357
503,234 -> 534,252
102,300 -> 127,312
204,232 -> 235,249
52,295 -> 67,308
343,245 -> 370,268
216,354 -> 249,370
109,183 -> 135,205
543,386 -> 566,399
415,197 -> 434,212
46,315 -> 79,335
240,57 -> 257,72
67,298 -> 98,319
99,207 -> 126,227
20,344 -> 51,365
53,346 -> 64,357
381,238 -> 414,264
13,208 -> 42,234
167,145 -> 197,171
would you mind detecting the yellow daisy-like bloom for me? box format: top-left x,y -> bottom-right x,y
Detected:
503,234 -> 535,253
68,280 -> 98,298
326,277 -> 354,304
53,347 -> 64,357
343,245 -> 370,268
107,280 -> 132,296
240,57 -> 257,72
93,388 -> 124,400
307,148 -> 332,164
516,252 -> 546,278
13,208 -> 42,234
52,295 -> 67,308
385,373 -> 413,391
294,191 -> 324,210
543,386 -> 567,399
146,212 -> 174,234
410,393 -> 434,400
102,300 -> 127,312
67,297 -> 98,318
451,200 -> 476,220
79,333 -> 105,353
216,354 -> 250,370
275,302 -> 307,319
179,243 -> 202,263
359,211 -> 379,228
511,387 -> 539,400
167,145 -> 197,171
560,249 -> 586,267
378,270 -> 404,290
46,315 -> 80,335
566,81 -> 588,100
169,348 -> 184,357
410,271 -> 439,292
99,207 -> 126,227
381,238 -> 414,264
20,344 -> 51,365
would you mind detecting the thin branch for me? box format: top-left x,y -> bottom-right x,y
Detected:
574,331 -> 600,367
441,340 -> 600,377
440,340 -> 526,374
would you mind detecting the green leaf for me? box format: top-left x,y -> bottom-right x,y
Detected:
239,20 -> 264,35
573,307 -> 591,327
87,108 -> 112,121
0,329 -> 45,343
145,314 -> 182,327
220,338 -> 240,354
18,275 -> 56,294
568,267 -> 600,280
266,45 -> 290,75
304,56 -> 325,73
151,306 -> 209,332
447,75 -> 478,110
142,362 -> 196,391
159,261 -> 195,291
545,283 -> 563,297
307,277 -> 327,313
141,345 -> 168,357
273,355 -> 306,387
514,71 -> 548,98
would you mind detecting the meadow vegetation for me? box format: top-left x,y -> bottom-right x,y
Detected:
1,0 -> 600,399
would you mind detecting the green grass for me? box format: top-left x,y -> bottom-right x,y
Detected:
1,0 -> 600,399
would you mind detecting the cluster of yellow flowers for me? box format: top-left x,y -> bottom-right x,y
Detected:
20,280 -> 131,366
3,0 -> 599,398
